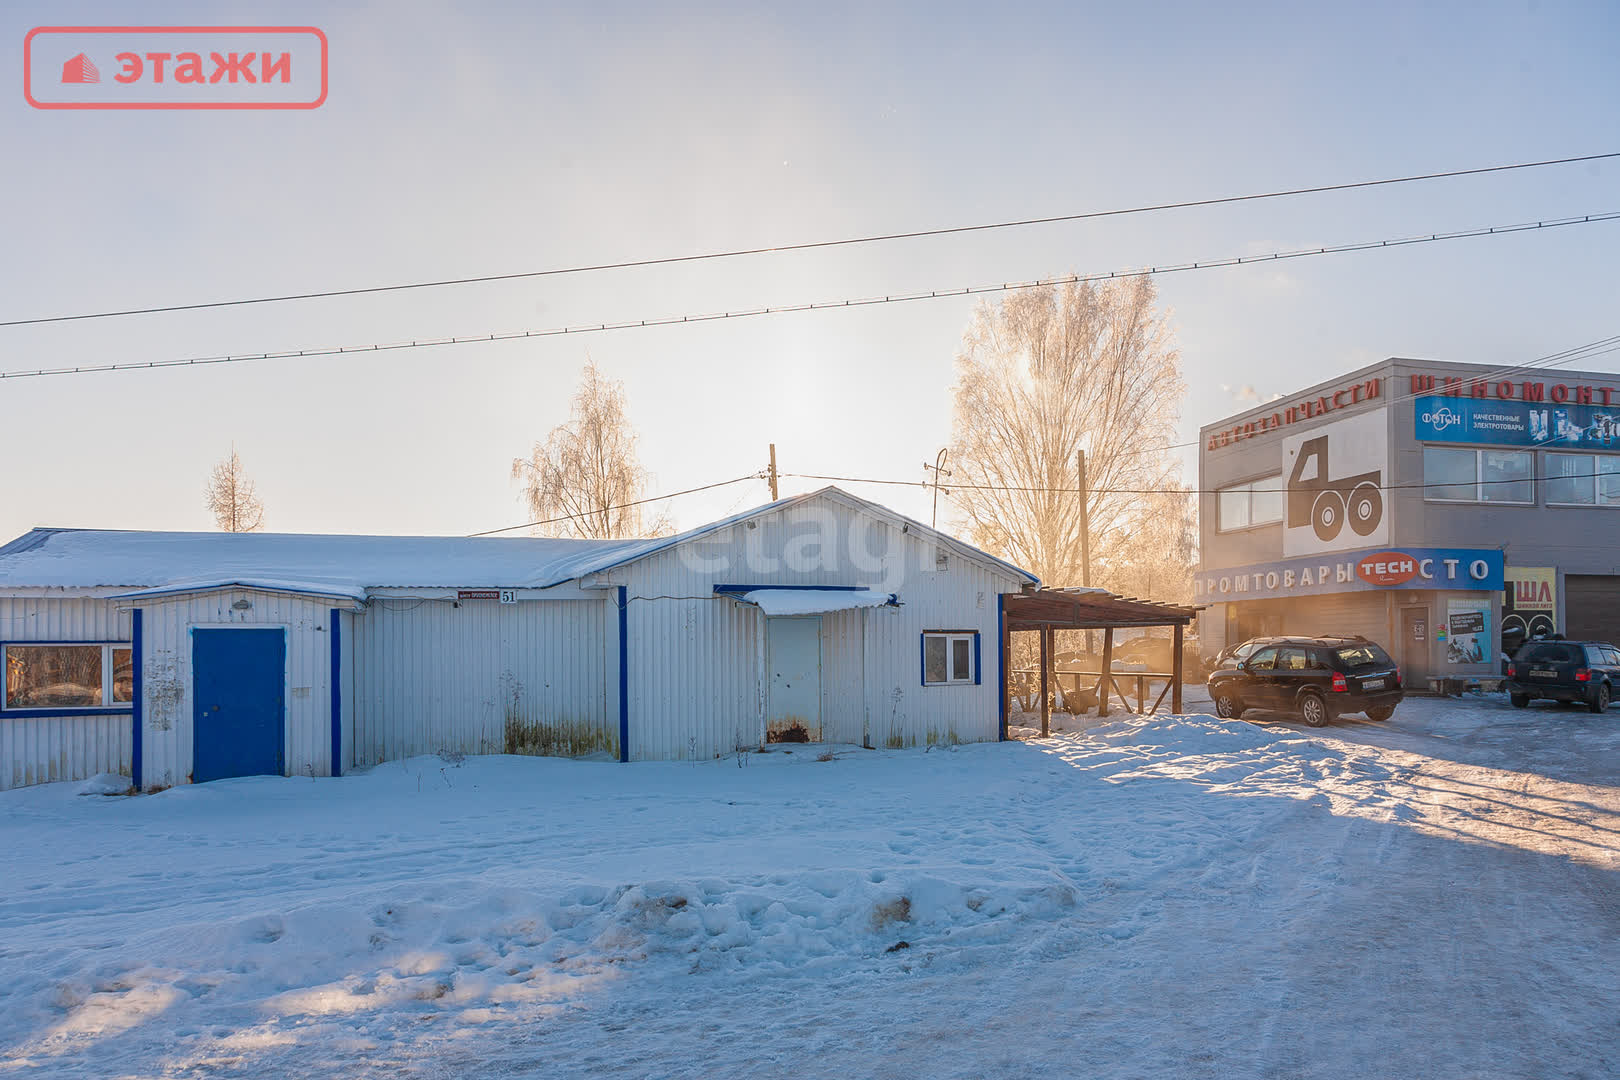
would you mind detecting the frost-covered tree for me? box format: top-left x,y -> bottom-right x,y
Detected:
204,446 -> 265,533
512,361 -> 669,539
948,277 -> 1192,600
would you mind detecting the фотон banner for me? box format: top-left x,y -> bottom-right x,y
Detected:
1415,396 -> 1620,449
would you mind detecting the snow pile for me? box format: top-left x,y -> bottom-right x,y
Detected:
74,772 -> 131,796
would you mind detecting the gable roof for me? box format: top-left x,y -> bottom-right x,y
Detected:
0,487 -> 1037,599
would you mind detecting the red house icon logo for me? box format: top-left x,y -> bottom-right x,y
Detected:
61,53 -> 100,84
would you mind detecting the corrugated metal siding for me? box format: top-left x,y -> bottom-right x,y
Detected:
0,597 -> 132,789
138,590 -> 335,789
622,494 -> 1021,760
350,597 -> 612,764
339,608 -> 356,774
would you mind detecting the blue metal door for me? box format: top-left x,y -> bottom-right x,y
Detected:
192,628 -> 285,782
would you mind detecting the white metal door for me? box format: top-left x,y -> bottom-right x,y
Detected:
766,617 -> 821,743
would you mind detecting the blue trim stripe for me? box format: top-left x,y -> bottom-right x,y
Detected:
0,707 -> 134,719
329,608 -> 342,778
973,629 -> 982,686
617,586 -> 629,764
919,633 -> 927,687
996,596 -> 1007,741
0,638 -> 130,646
131,609 -> 143,789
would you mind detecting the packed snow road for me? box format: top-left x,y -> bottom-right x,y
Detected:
2,695 -> 1616,1079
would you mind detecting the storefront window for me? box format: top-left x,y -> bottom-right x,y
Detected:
1423,448 -> 1477,501
1480,451 -> 1534,504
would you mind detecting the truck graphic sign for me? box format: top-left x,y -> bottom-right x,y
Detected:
1280,409 -> 1389,557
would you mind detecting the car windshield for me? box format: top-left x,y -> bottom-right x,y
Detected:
1516,642 -> 1581,664
1333,644 -> 1392,668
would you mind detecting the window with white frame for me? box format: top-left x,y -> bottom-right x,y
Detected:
1422,448 -> 1535,504
922,631 -> 977,685
1216,475 -> 1284,531
1545,453 -> 1620,506
2,643 -> 133,711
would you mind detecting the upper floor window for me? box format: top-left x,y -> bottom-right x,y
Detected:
1423,448 -> 1534,504
1217,475 -> 1284,531
1545,453 -> 1620,506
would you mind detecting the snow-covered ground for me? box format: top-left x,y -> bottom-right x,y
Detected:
3,694 -> 1617,1078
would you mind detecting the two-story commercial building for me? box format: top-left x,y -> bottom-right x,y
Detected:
1197,357 -> 1620,687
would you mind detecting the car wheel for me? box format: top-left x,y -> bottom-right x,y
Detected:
1366,706 -> 1394,721
1510,693 -> 1529,709
1590,683 -> 1610,714
1300,692 -> 1329,728
1214,694 -> 1244,719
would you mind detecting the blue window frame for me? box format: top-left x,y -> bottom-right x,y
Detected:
922,630 -> 979,686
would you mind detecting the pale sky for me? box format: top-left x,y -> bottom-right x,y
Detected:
4,1 -> 1618,542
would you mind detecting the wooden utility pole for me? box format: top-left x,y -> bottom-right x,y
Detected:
924,448 -> 952,529
768,443 -> 779,500
1077,449 -> 1091,588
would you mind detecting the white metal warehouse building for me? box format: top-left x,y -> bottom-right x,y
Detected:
0,487 -> 1037,791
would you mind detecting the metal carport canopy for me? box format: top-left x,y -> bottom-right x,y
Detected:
1004,587 -> 1197,631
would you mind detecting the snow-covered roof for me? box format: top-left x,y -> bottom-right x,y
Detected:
0,486 -> 1037,599
0,527 -> 658,599
731,589 -> 898,616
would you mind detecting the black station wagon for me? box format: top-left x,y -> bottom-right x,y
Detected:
1505,639 -> 1620,712
1207,636 -> 1404,727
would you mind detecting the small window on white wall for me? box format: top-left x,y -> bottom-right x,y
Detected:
922,631 -> 977,685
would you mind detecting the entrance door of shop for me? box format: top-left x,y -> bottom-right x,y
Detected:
1399,607 -> 1430,690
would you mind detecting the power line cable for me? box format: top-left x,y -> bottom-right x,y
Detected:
468,474 -> 761,537
4,152 -> 1615,329
783,459 -> 1620,497
3,211 -> 1614,383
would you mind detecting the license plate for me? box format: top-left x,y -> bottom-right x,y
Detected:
1530,669 -> 1558,679
1362,678 -> 1385,691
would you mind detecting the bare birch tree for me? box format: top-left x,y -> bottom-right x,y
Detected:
511,362 -> 670,539
948,277 -> 1192,599
204,446 -> 265,532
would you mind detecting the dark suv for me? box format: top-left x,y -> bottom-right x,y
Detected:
1207,636 -> 1403,727
1505,640 -> 1619,712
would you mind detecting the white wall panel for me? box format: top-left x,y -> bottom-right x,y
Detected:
621,492 -> 1023,760
136,590 -> 336,790
350,597 -> 612,764
0,597 -> 132,789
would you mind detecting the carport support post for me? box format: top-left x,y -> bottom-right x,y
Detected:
1098,627 -> 1114,718
1039,624 -> 1051,737
1172,623 -> 1184,714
